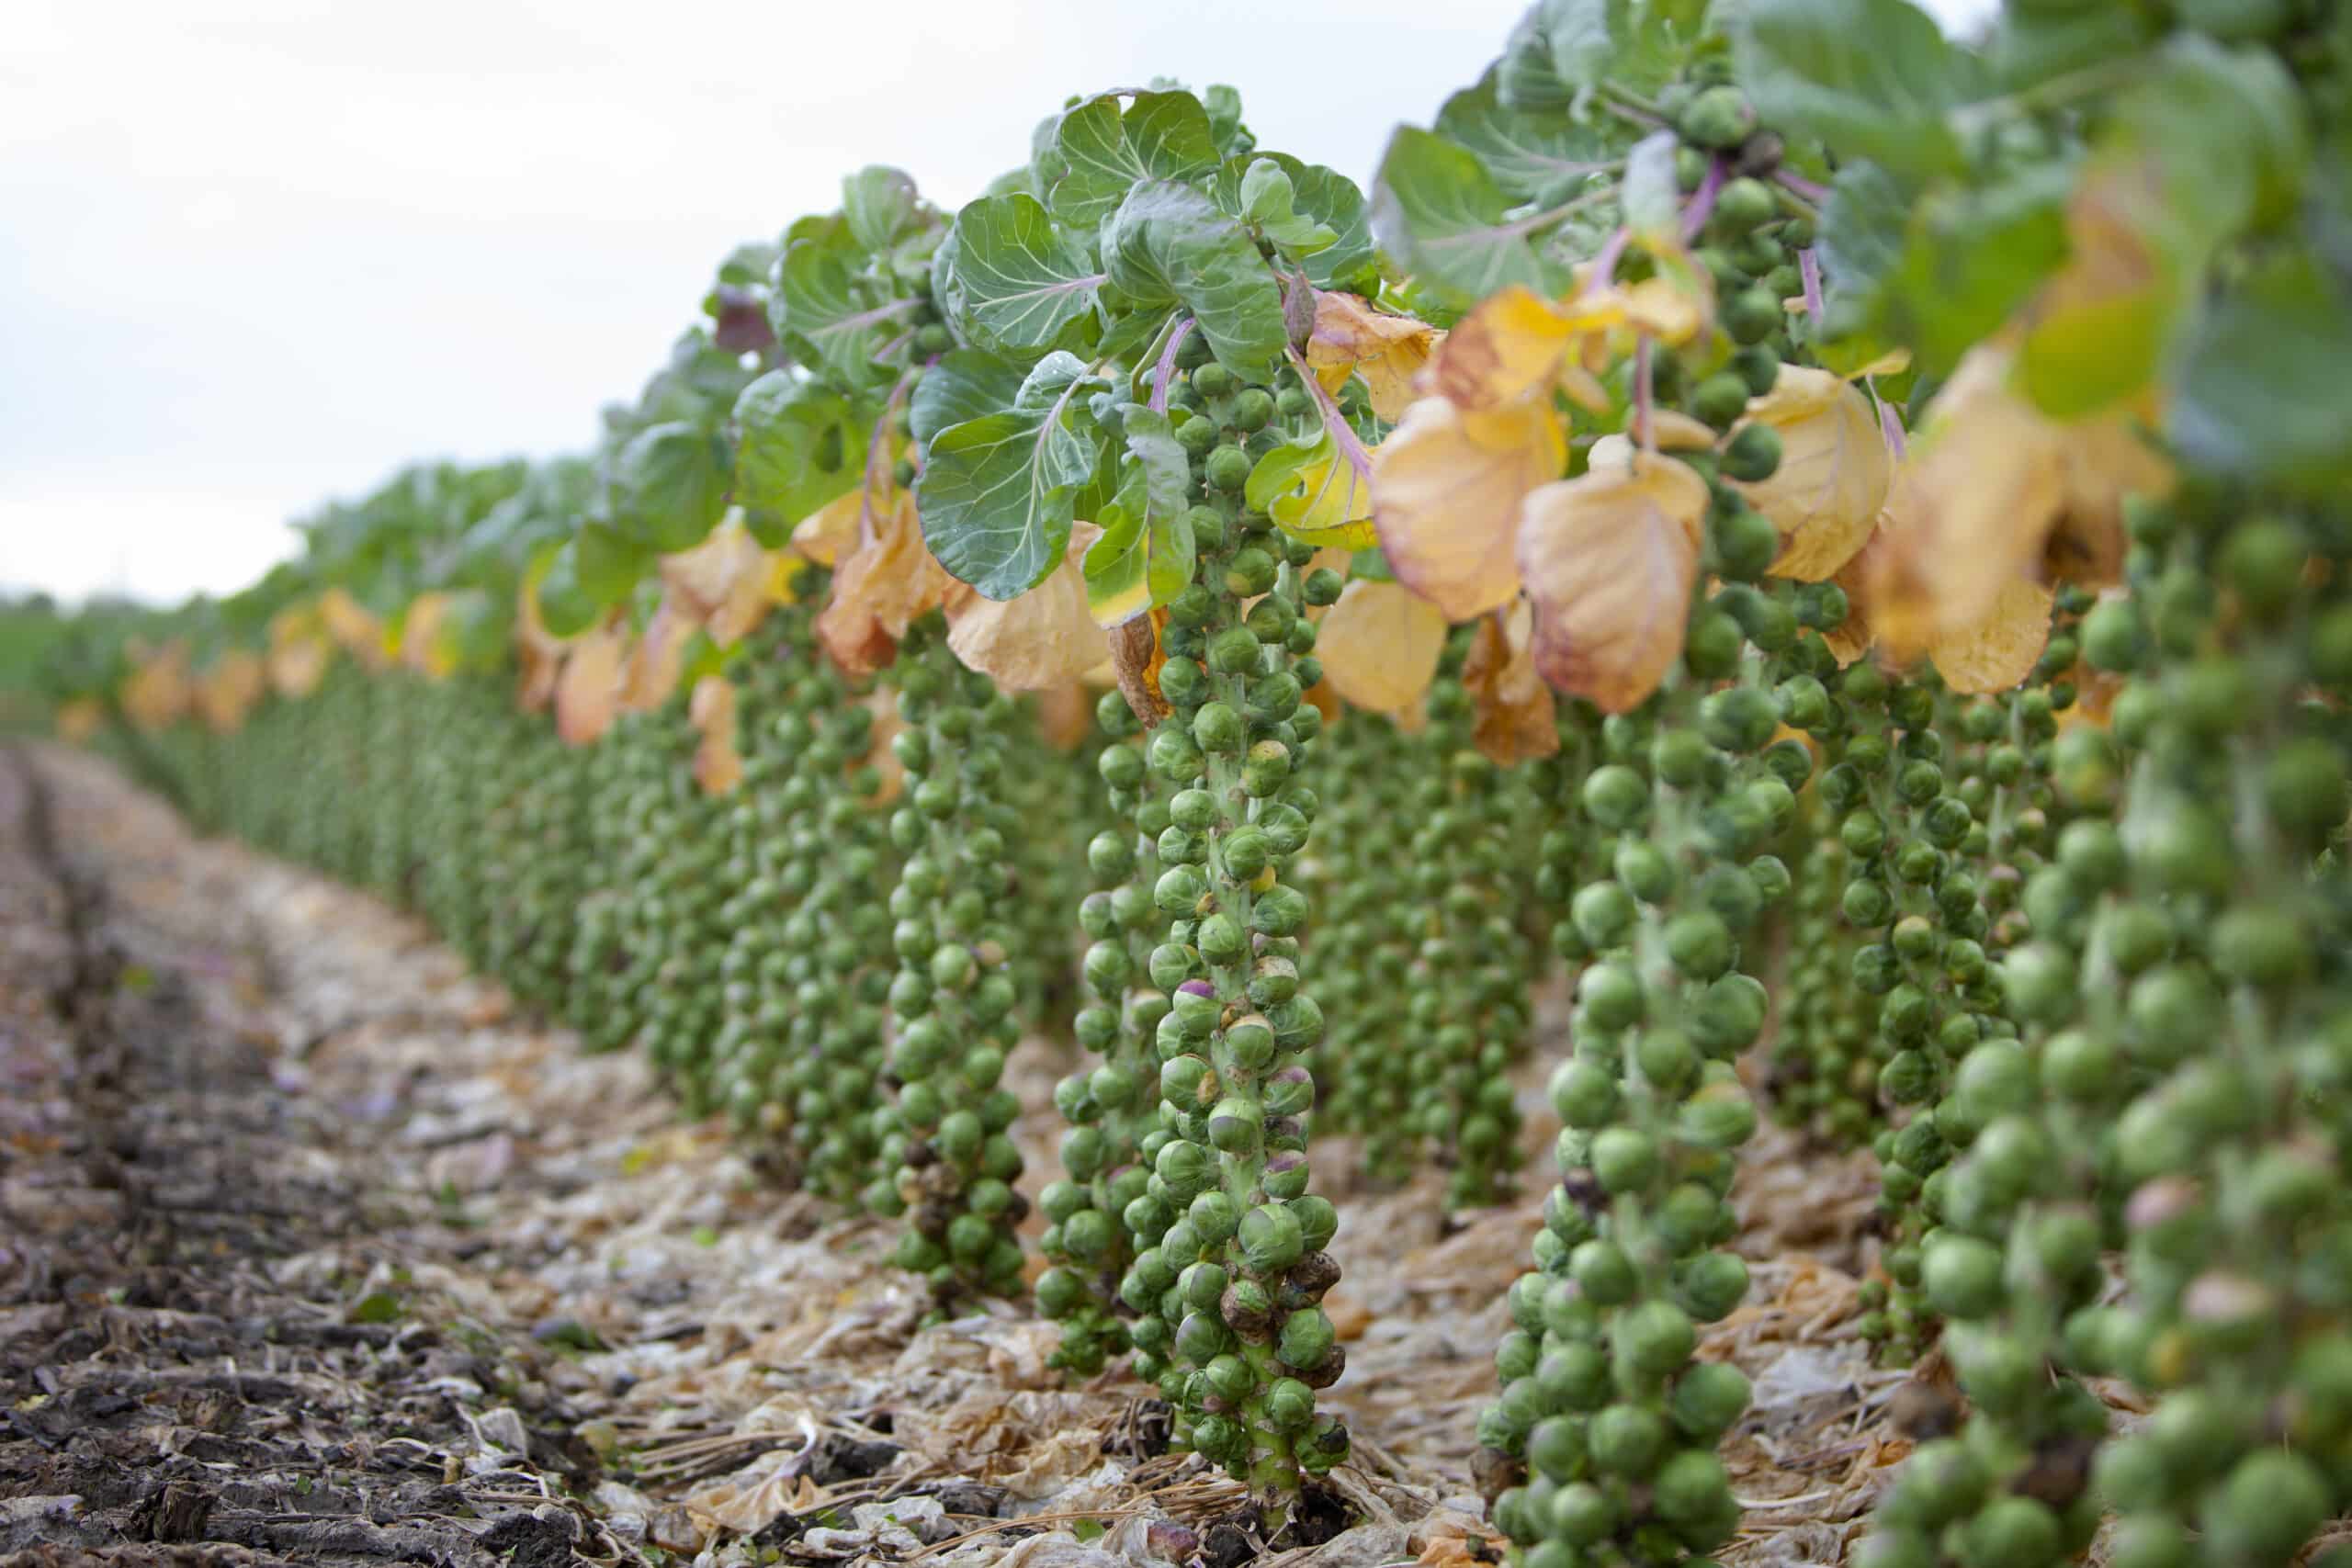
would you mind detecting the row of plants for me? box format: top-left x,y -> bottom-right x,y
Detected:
18,0 -> 2352,1561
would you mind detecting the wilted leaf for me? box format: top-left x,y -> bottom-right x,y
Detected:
1111,609 -> 1170,728
1246,429 -> 1376,548
1035,681 -> 1094,750
1374,395 -> 1566,621
792,485 -> 868,567
944,525 -> 1111,690
556,625 -> 627,745
1929,577 -> 2053,694
1315,579 -> 1448,715
1305,291 -> 1438,421
817,493 -> 953,678
1518,453 -> 1709,713
621,600 -> 696,711
398,592 -> 459,679
320,588 -> 389,669
195,650 -> 266,734
1423,285 -> 1620,412
1728,366 -> 1890,581
664,516 -> 783,648
1461,606 -> 1558,764
55,696 -> 104,744
121,639 -> 191,729
1823,524 -> 1885,668
689,674 -> 743,795
266,604 -> 331,698
514,573 -> 567,712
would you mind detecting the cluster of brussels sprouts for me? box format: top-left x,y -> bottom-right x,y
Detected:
1092,344 -> 1352,1508
1035,694 -> 1167,1376
483,726 -> 594,1013
1856,486 -> 2352,1568
867,623 -> 1033,1313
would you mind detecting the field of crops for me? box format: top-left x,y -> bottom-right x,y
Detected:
8,1 -> 2352,1564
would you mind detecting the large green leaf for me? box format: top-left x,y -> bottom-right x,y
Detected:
1050,90 -> 1223,230
732,372 -> 869,546
2112,38 -> 2308,246
1539,0 -> 1691,96
573,521 -> 648,606
535,539 -> 599,637
1206,153 -> 1375,290
1371,127 -> 1557,307
2169,248 -> 2352,497
1729,0 -> 1969,178
842,165 -> 923,254
910,350 -> 1027,455
773,228 -> 922,386
1497,5 -> 1576,113
617,423 -> 731,552
917,355 -> 1107,599
1819,161 -> 2070,379
1101,182 -> 1288,381
1435,69 -> 1628,204
933,193 -> 1104,360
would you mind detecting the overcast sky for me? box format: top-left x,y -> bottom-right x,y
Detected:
1,0 -> 1996,605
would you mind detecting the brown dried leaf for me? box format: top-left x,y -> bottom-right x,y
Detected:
266,604 -> 331,698
194,650 -> 266,734
319,587 -> 390,670
1728,366 -> 1889,582
815,494 -> 950,678
1306,290 -> 1439,422
791,486 -> 865,567
688,674 -> 743,795
1518,452 -> 1709,714
1374,395 -> 1566,621
664,516 -> 781,649
120,639 -> 192,729
1929,578 -> 2054,694
555,624 -> 626,745
1315,579 -> 1448,715
944,526 -> 1110,691
620,599 -> 695,712
1110,610 -> 1170,729
1461,605 -> 1558,764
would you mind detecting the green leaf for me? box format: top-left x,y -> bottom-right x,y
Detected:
1729,0 -> 1969,178
1204,85 -> 1253,160
1101,182 -> 1288,381
842,165 -> 923,254
1820,161 -> 2070,379
1989,6 -> 2156,93
535,539 -> 599,637
1371,127 -> 1558,307
1051,90 -> 1223,230
1540,0 -> 1690,96
774,228 -> 922,386
349,1292 -> 403,1325
2111,37 -> 2308,247
1434,69 -> 1628,203
617,423 -> 730,552
573,522 -> 647,606
1208,153 -> 1374,290
733,373 -> 869,547
1620,130 -> 1681,236
933,193 -> 1104,361
917,359 -> 1106,600
1082,426 -> 1196,628
2169,248 -> 2352,497
1498,5 -> 1576,113
910,350 -> 1027,454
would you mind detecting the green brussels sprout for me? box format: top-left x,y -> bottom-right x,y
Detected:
1277,1307 -> 1336,1371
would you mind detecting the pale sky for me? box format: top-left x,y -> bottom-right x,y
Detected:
1,0 -> 1996,605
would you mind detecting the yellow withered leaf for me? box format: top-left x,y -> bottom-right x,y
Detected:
1374,395 -> 1566,622
664,514 -> 781,649
195,650 -> 266,734
1728,366 -> 1889,582
1461,604 -> 1558,765
55,696 -> 104,745
792,485 -> 868,568
1823,525 -> 1885,669
1931,577 -> 2055,694
121,639 -> 191,730
555,624 -> 626,746
399,592 -> 460,680
1871,344 -> 2069,658
1518,453 -> 1709,715
620,598 -> 695,711
320,588 -> 388,669
688,674 -> 743,795
267,604 -> 331,698
816,493 -> 951,678
514,575 -> 566,713
944,525 -> 1110,691
1314,579 -> 1449,715
1306,291 -> 1438,422
1423,285 -> 1623,412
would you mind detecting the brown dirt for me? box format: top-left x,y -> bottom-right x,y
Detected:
0,743 -> 1935,1566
